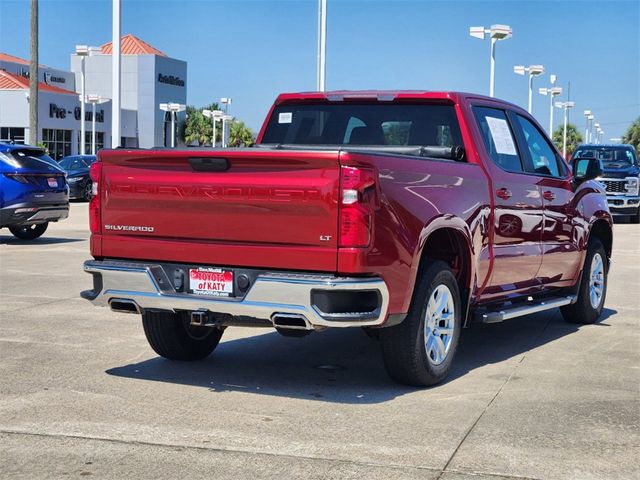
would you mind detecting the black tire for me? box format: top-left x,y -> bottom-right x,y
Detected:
82,180 -> 93,201
142,311 -> 224,361
9,222 -> 48,240
561,239 -> 608,324
380,260 -> 462,387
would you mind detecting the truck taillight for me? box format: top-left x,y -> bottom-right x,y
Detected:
89,161 -> 102,234
339,166 -> 376,248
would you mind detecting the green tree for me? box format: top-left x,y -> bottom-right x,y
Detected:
182,103 -> 223,146
621,117 -> 640,155
228,121 -> 255,147
552,123 -> 583,157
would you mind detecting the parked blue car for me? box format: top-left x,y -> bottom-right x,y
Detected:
0,143 -> 69,239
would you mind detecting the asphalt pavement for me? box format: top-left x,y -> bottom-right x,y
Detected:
0,203 -> 638,479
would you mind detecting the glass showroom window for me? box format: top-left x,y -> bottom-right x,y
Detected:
42,129 -> 72,160
0,127 -> 26,144
78,131 -> 105,153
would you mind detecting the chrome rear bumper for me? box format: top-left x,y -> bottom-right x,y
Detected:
81,260 -> 390,329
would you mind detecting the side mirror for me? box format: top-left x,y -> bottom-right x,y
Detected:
572,157 -> 603,184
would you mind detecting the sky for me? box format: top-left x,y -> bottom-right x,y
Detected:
0,0 -> 638,139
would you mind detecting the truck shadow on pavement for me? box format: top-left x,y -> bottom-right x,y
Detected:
106,308 -> 617,404
0,235 -> 85,245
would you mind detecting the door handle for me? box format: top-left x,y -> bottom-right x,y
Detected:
543,191 -> 555,201
496,188 -> 512,200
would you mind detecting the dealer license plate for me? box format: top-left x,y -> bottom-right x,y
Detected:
47,177 -> 58,188
189,268 -> 234,297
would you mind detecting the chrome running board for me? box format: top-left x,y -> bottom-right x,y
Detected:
478,295 -> 576,324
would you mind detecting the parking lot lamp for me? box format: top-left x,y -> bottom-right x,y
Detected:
583,110 -> 592,143
75,45 -> 99,154
513,65 -> 544,113
86,95 -> 109,155
594,123 -> 601,144
220,97 -> 232,114
202,109 -> 224,147
469,24 -> 512,97
554,101 -> 575,158
221,115 -> 233,148
538,75 -> 563,134
159,103 -> 186,148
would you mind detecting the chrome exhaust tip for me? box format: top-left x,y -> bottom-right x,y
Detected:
109,299 -> 140,314
271,313 -> 313,331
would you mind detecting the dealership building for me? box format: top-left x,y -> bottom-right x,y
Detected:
0,34 -> 187,159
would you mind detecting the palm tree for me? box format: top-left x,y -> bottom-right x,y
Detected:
228,121 -> 255,147
621,117 -> 640,155
552,123 -> 583,158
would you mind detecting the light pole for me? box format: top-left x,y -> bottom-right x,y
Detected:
469,24 -> 512,97
75,45 -> 99,154
317,0 -> 327,91
220,97 -> 232,114
86,95 -> 109,155
112,0 -> 121,148
538,75 -> 562,135
513,65 -> 544,113
221,114 -> 233,148
554,101 -> 575,158
593,123 -> 601,144
202,109 -> 224,147
583,110 -> 592,143
159,103 -> 186,148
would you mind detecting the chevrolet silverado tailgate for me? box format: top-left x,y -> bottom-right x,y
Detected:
96,148 -> 340,271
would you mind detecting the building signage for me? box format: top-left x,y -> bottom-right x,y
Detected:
158,73 -> 185,87
44,72 -> 66,85
49,103 -> 104,122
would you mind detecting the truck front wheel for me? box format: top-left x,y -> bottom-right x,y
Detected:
380,261 -> 462,387
560,238 -> 608,324
142,311 -> 224,361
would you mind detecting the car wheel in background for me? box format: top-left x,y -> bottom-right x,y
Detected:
8,222 -> 49,240
142,310 -> 224,361
83,181 -> 93,201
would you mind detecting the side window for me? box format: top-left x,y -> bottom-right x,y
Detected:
473,107 -> 523,173
515,115 -> 563,177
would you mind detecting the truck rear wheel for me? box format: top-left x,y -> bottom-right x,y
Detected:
142,311 -> 224,360
380,261 -> 462,387
9,222 -> 48,240
561,239 -> 607,324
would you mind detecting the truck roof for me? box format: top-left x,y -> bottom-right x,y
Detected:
274,90 -> 519,108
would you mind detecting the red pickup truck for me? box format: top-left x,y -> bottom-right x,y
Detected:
82,91 -> 612,386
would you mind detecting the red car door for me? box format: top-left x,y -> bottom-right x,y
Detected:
471,106 -> 544,300
510,113 -> 582,287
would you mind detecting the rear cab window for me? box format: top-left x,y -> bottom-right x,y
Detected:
261,102 -> 464,156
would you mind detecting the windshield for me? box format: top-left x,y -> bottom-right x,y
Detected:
261,103 -> 463,148
573,146 -> 637,166
59,157 -> 90,170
